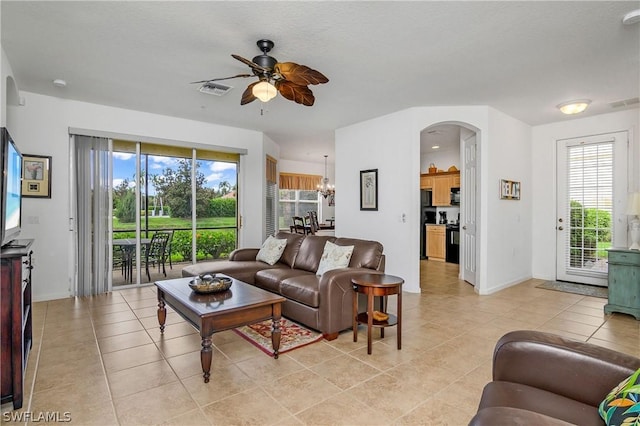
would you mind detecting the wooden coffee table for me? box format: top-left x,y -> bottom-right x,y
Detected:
156,276 -> 285,383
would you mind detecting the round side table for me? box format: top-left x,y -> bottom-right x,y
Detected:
351,273 -> 403,355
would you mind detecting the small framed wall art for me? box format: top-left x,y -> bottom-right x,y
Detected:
500,178 -> 520,200
360,169 -> 378,210
22,154 -> 52,198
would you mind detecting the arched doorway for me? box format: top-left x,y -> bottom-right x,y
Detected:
420,121 -> 479,287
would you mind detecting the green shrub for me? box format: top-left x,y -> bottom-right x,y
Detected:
208,198 -> 236,217
197,230 -> 236,259
172,230 -> 192,261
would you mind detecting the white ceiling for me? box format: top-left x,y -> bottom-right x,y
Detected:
2,1 -> 639,165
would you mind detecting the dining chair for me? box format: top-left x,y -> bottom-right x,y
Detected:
144,231 -> 171,282
291,216 -> 308,234
308,211 -> 320,235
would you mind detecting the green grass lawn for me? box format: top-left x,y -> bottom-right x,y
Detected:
113,216 -> 236,231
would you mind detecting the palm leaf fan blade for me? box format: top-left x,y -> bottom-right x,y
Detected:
275,62 -> 329,86
276,81 -> 315,106
231,54 -> 269,73
241,82 -> 258,105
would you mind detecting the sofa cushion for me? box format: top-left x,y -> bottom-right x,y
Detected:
254,268 -> 314,293
292,235 -> 336,273
334,238 -> 383,270
316,241 -> 354,276
274,231 -> 305,267
599,368 -> 640,426
256,235 -> 287,265
478,381 -> 603,426
280,275 -> 320,308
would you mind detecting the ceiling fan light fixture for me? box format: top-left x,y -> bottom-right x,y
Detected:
557,99 -> 591,115
252,80 -> 277,102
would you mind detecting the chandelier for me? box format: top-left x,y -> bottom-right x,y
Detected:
317,155 -> 335,198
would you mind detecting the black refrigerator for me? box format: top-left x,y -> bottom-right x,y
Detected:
420,190 -> 436,259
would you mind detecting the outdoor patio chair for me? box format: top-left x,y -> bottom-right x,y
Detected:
144,231 -> 171,282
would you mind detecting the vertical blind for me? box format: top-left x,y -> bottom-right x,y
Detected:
565,141 -> 613,274
265,156 -> 277,239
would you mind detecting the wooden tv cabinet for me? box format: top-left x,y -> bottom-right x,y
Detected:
1,239 -> 34,410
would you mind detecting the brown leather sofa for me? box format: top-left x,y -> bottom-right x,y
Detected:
181,232 -> 385,340
470,330 -> 640,426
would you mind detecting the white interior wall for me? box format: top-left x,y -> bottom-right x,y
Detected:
278,158 -> 335,223
336,106 -> 533,295
8,91 -> 265,302
531,109 -> 639,281
484,107 -> 532,293
420,149 -> 460,173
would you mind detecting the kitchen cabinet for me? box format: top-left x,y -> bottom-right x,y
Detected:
605,249 -> 639,320
426,225 -> 445,261
433,176 -> 451,206
420,171 -> 460,206
420,175 -> 433,189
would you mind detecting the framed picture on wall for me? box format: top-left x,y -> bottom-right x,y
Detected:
22,154 -> 52,198
360,169 -> 378,210
500,179 -> 520,200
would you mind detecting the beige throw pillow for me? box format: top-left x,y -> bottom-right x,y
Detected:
316,241 -> 354,276
256,235 -> 287,265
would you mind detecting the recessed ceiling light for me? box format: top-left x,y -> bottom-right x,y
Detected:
622,9 -> 640,25
52,79 -> 67,88
431,145 -> 440,149
557,99 -> 591,115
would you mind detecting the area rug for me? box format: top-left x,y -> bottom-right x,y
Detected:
536,280 -> 608,299
234,318 -> 323,357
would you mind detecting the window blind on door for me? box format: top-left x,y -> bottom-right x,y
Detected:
565,141 -> 613,275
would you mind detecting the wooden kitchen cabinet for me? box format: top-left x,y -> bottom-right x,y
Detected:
433,176 -> 451,206
420,175 -> 434,189
419,171 -> 460,206
426,225 -> 445,261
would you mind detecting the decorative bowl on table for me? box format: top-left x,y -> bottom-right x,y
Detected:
188,274 -> 232,294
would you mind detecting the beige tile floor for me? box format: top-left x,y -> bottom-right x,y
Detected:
2,260 -> 639,425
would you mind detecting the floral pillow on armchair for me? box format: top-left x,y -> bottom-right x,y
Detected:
599,368 -> 640,426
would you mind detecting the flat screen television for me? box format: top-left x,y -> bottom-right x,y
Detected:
1,127 -> 23,247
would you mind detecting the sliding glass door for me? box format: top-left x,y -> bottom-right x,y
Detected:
111,141 -> 238,287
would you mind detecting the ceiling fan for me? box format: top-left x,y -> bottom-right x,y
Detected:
192,39 -> 329,106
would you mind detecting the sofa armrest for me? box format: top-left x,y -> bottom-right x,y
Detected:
492,330 -> 640,407
228,248 -> 259,261
316,268 -> 385,335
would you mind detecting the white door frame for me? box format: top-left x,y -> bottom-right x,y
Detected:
555,131 -> 628,286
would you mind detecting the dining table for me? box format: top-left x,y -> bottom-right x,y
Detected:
113,238 -> 151,283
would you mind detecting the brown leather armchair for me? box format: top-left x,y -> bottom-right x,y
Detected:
470,330 -> 640,426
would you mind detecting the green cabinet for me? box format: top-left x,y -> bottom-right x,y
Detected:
605,249 -> 640,320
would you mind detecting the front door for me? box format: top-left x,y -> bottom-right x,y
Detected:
555,132 -> 628,286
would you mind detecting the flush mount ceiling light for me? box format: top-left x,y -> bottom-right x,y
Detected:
431,145 -> 440,149
52,79 -> 67,88
557,99 -> 591,115
622,9 -> 640,25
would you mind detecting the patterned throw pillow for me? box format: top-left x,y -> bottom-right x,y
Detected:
599,368 -> 640,426
316,241 -> 354,276
256,235 -> 287,265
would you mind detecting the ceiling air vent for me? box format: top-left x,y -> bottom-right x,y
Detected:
199,82 -> 233,96
609,97 -> 639,108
